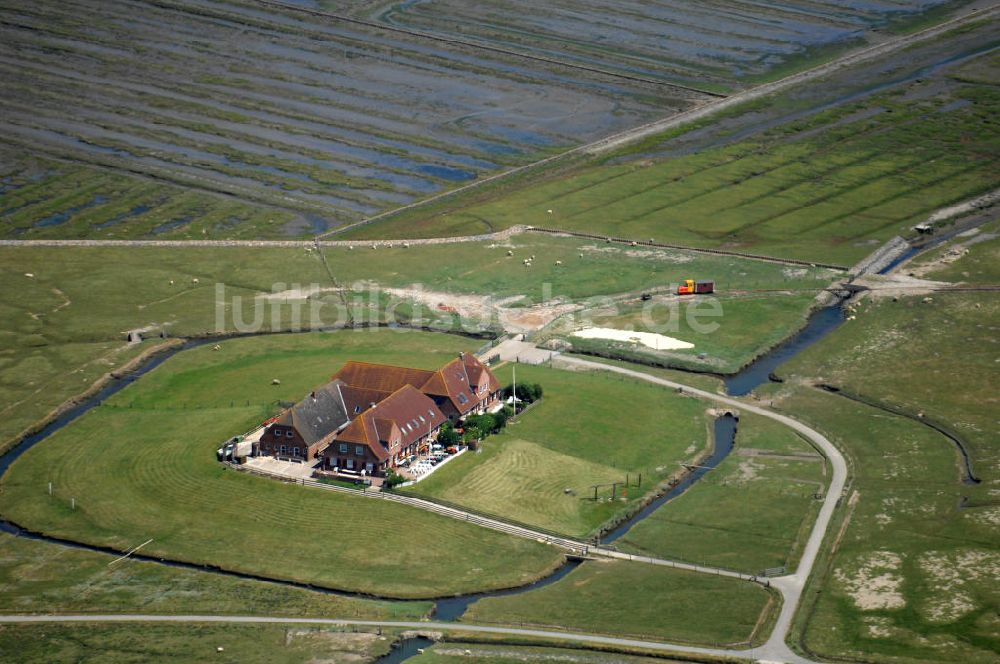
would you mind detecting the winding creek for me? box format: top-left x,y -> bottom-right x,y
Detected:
0,230 -> 974,660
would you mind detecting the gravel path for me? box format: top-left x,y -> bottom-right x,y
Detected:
1,356 -> 846,663
555,355 -> 849,664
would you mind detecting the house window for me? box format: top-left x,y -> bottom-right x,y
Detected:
339,443 -> 348,453
346,459 -> 354,470
355,446 -> 364,456
272,428 -> 281,436
286,430 -> 294,437
279,445 -> 287,455
366,463 -> 374,473
293,447 -> 300,456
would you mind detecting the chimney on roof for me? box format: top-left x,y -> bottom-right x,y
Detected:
458,352 -> 464,358
310,391 -> 316,399
370,402 -> 376,409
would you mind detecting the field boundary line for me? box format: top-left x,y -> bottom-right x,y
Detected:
0,223 -> 846,269
225,461 -> 766,585
554,354 -> 848,664
315,5 -> 1000,241
0,613 -> 796,661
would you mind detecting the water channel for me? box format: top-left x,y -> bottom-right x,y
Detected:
0,233 -> 957,660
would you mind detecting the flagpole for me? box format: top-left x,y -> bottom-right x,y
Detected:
512,363 -> 517,416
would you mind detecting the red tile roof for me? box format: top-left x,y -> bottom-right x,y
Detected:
331,361 -> 434,394
422,353 -> 500,416
335,384 -> 446,461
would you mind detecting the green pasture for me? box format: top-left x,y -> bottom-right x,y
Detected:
909,225 -> 1000,284
0,532 -> 428,619
350,63 -> 1000,267
463,559 -> 776,647
754,235 -> 1000,662
617,412 -> 828,573
761,385 -> 1000,664
0,331 -> 564,598
780,291 -> 999,485
0,241 -> 830,453
404,363 -> 709,536
324,234 -> 835,304
0,245 -> 332,452
550,292 -> 821,373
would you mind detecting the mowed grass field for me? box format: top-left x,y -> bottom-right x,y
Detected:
616,413 -> 828,574
404,364 -> 709,536
463,559 -> 776,647
0,533 -> 428,619
0,331 -> 564,598
350,42 -> 1000,266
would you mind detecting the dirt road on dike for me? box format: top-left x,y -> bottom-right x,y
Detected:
317,4 -> 1000,240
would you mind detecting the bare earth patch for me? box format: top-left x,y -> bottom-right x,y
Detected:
834,550 -> 906,611
918,549 -> 1000,623
855,273 -> 951,299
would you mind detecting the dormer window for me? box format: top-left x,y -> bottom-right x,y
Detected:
354,405 -> 361,414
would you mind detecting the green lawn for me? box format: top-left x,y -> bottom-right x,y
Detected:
404,363 -> 709,537
463,559 -> 776,647
616,413 -> 828,573
0,331 -> 563,599
348,48 -> 1000,267
0,623 -> 397,664
0,532 -> 428,619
